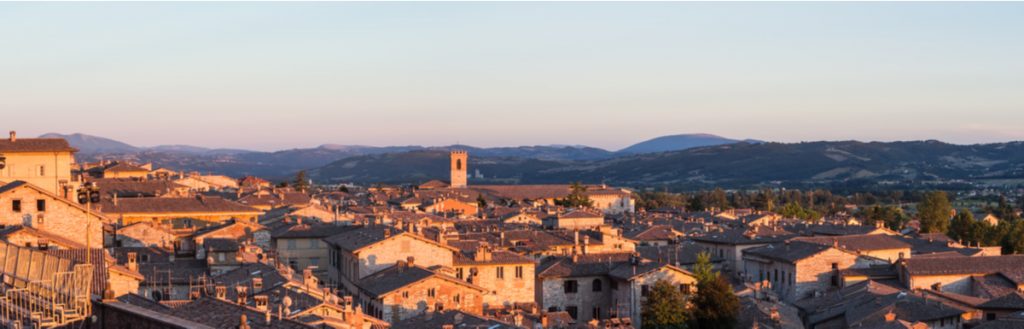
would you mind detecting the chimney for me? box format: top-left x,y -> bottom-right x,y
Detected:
215,285 -> 227,300
884,310 -> 896,322
238,314 -> 250,329
406,256 -> 415,268
582,235 -> 590,255
255,295 -> 268,311
236,285 -> 249,304
8,131 -> 15,142
540,312 -> 549,328
303,267 -> 317,289
126,252 -> 138,272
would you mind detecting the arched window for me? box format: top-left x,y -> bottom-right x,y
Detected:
456,159 -> 462,170
592,279 -> 603,292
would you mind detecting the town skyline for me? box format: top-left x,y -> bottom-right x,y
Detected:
4,2 -> 1024,150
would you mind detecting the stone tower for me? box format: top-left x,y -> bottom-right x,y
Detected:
450,150 -> 468,188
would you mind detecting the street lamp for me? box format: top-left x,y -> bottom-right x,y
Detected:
77,182 -> 101,264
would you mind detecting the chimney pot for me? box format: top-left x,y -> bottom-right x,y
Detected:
8,131 -> 15,142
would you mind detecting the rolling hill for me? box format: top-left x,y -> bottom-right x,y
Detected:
310,141 -> 1024,190
616,133 -> 755,154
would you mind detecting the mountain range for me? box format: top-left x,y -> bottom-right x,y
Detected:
40,133 -> 1024,190
42,132 -> 750,179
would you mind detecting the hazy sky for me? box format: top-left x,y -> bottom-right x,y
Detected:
2,2 -> 1023,151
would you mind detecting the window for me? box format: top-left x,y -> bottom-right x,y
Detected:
287,240 -> 297,250
402,291 -> 409,298
309,239 -> 319,248
680,284 -> 692,295
428,288 -> 436,298
36,200 -> 46,212
515,266 -> 523,279
310,257 -> 320,266
611,280 -> 618,290
217,253 -> 225,262
456,268 -> 464,279
497,267 -> 504,279
641,284 -> 650,297
564,280 -> 578,294
12,200 -> 21,212
592,307 -> 601,320
454,294 -> 461,303
565,306 -> 578,320
774,269 -> 778,282
592,279 -> 602,292
38,165 -> 45,176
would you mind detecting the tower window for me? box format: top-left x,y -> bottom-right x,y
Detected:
456,159 -> 462,170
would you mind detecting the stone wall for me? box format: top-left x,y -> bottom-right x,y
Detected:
0,183 -> 104,247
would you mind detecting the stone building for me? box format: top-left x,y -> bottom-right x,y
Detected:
0,180 -> 105,248
900,255 -> 1024,296
356,260 -> 486,323
271,223 -> 357,279
536,252 -> 697,328
325,226 -> 458,295
741,240 -> 874,302
0,131 -> 78,196
543,209 -> 605,230
692,226 -> 795,275
450,150 -> 468,188
453,245 -> 536,309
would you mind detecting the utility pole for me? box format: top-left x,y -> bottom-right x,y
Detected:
77,182 -> 101,264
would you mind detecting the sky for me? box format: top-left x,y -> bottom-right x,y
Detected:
1,2 -> 1023,151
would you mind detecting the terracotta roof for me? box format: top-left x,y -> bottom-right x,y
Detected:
104,162 -> 149,173
99,196 -> 261,215
272,223 -> 359,239
691,227 -> 795,245
164,297 -> 311,328
794,234 -> 911,252
743,241 -> 836,263
392,310 -> 514,329
904,255 -> 1024,277
357,264 -> 484,298
91,178 -> 187,197
979,292 -> 1024,310
0,138 -> 76,153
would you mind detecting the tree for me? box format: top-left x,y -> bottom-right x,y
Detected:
641,280 -> 688,329
476,194 -> 488,209
555,182 -> 593,208
917,191 -> 952,233
779,202 -> 820,222
948,210 -> 981,245
338,185 -> 349,193
689,276 -> 739,329
293,170 -> 310,192
692,252 -> 715,283
709,188 -> 729,210
687,195 -> 705,212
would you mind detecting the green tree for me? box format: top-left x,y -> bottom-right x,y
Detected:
293,170 -> 310,192
689,275 -> 739,329
709,188 -> 729,210
948,210 -> 981,245
476,194 -> 488,209
779,202 -> 820,222
338,185 -> 349,193
917,191 -> 953,233
641,280 -> 689,329
555,182 -> 593,208
1003,221 -> 1024,254
692,252 -> 715,283
687,195 -> 705,212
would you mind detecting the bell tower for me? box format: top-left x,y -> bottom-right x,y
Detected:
450,150 -> 467,188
